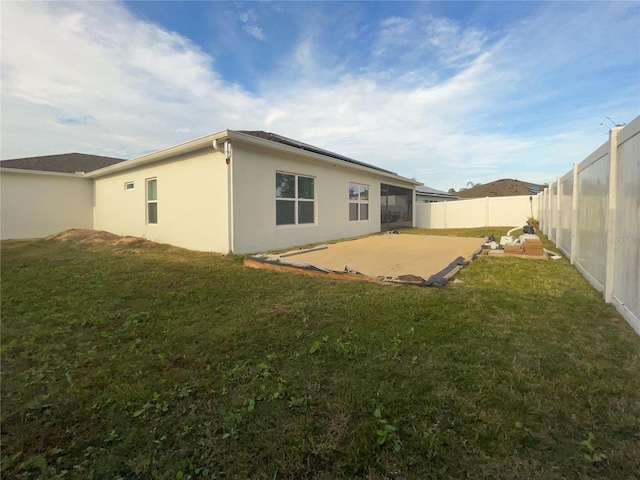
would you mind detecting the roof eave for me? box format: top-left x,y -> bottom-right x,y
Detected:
87,130 -> 232,178
87,129 -> 421,186
417,192 -> 457,198
0,167 -> 88,178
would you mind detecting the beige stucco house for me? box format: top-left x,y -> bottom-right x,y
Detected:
1,130 -> 420,254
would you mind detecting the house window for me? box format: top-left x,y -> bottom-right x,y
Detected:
276,172 -> 315,225
125,181 -> 134,190
349,183 -> 369,221
146,178 -> 157,224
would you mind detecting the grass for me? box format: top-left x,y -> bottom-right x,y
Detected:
2,228 -> 639,479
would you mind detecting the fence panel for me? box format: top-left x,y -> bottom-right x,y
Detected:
539,188 -> 548,234
415,201 -> 446,228
549,182 -> 558,242
559,171 -> 573,256
415,195 -> 538,229
575,146 -> 609,290
612,123 -> 640,328
538,115 -> 640,334
446,198 -> 487,226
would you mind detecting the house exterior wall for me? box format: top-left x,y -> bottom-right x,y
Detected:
93,149 -> 229,252
0,170 -> 93,239
230,142 -> 414,254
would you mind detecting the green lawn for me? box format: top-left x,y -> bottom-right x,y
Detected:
2,229 -> 639,479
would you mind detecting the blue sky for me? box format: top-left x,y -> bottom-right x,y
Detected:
1,1 -> 638,190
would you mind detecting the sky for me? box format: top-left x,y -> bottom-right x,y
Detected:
1,1 -> 638,191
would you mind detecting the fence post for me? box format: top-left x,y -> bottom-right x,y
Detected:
550,181 -> 557,242
555,176 -> 562,247
542,187 -> 549,234
570,163 -> 579,264
538,191 -> 544,233
548,185 -> 553,240
604,127 -> 623,303
547,185 -> 552,236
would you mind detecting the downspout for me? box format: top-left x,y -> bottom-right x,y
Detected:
213,139 -> 234,255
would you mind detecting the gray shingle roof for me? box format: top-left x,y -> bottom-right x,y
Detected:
455,179 -> 545,198
0,153 -> 126,174
415,185 -> 457,198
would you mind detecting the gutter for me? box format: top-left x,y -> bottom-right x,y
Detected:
0,168 -> 88,178
213,139 -> 234,255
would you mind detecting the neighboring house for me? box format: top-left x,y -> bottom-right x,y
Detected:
455,178 -> 545,198
0,152 -> 126,173
0,153 -> 126,240
1,130 -> 420,253
415,185 -> 458,203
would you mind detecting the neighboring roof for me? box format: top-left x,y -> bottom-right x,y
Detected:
415,185 -> 458,199
455,179 -> 545,198
0,153 -> 126,174
237,130 -> 397,175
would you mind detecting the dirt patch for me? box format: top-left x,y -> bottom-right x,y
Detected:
46,229 -> 154,247
246,233 -> 485,285
278,233 -> 483,278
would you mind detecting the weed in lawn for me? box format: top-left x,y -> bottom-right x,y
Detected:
309,336 -> 328,354
581,432 -> 608,464
374,408 -> 401,452
389,333 -> 402,358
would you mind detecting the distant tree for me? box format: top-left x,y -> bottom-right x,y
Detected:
466,181 -> 483,189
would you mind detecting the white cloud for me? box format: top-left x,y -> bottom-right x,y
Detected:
244,25 -> 266,41
423,16 -> 486,66
239,9 -> 266,41
372,14 -> 488,72
1,1 -> 637,192
1,2 -> 259,158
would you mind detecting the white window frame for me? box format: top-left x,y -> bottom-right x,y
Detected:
349,183 -> 369,221
275,172 -> 315,226
125,181 -> 134,191
146,177 -> 158,225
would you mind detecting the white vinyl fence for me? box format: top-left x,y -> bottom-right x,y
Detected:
538,115 -> 640,334
415,195 -> 539,229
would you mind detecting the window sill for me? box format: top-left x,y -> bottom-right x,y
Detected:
276,223 -> 317,229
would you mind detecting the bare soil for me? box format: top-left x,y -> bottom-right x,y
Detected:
275,233 -> 485,279
45,229 -> 154,247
